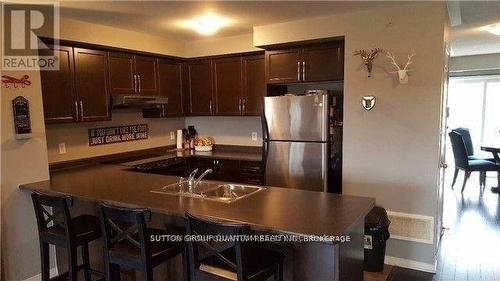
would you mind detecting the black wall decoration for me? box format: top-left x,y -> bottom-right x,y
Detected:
88,124 -> 148,146
12,96 -> 32,139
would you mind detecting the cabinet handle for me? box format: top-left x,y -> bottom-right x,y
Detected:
138,75 -> 141,93
74,101 -> 79,121
302,61 -> 306,81
297,61 -> 301,81
238,98 -> 242,113
79,101 -> 84,120
242,98 -> 246,113
209,100 -> 213,114
133,75 -> 137,93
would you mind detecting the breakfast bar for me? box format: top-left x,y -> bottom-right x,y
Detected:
21,163 -> 374,281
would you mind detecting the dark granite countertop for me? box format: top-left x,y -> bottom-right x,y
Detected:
20,164 -> 374,242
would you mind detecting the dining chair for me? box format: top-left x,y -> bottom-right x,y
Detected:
449,131 -> 500,192
452,127 -> 494,161
99,202 -> 186,281
185,212 -> 284,281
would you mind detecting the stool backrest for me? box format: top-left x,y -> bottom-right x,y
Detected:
449,131 -> 469,169
185,212 -> 250,281
99,202 -> 152,263
31,191 -> 74,239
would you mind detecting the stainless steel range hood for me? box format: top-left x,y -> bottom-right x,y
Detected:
112,94 -> 168,108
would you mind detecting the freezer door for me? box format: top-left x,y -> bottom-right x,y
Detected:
265,141 -> 327,192
264,94 -> 328,142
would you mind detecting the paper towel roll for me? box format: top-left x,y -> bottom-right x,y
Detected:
176,129 -> 183,149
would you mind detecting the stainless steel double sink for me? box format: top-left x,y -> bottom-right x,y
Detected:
151,180 -> 264,203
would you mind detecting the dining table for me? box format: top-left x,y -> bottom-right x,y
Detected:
481,144 -> 500,193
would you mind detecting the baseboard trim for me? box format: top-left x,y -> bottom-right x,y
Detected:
385,255 -> 437,273
23,267 -> 58,281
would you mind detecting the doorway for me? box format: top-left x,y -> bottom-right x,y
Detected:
435,74 -> 500,280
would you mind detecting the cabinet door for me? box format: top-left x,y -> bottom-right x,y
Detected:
157,59 -> 183,116
303,44 -> 344,82
40,45 -> 78,123
215,159 -> 241,182
188,60 -> 214,115
74,48 -> 110,122
265,49 -> 302,84
108,52 -> 135,95
135,55 -> 158,95
242,55 -> 265,115
213,57 -> 243,115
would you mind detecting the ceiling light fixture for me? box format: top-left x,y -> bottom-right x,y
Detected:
481,23 -> 500,36
189,14 -> 228,36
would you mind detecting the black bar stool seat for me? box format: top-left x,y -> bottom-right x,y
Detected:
31,191 -> 103,281
185,212 -> 284,281
43,214 -> 101,247
199,243 -> 284,280
100,202 -> 186,281
108,228 -> 184,267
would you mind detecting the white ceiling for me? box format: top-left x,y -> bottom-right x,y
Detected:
58,1 -> 499,57
58,1 -> 407,40
448,1 -> 500,57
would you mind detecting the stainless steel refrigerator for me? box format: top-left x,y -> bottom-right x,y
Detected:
262,93 -> 342,192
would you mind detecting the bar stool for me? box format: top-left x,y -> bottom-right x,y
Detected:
185,212 -> 284,281
31,191 -> 103,281
99,202 -> 186,281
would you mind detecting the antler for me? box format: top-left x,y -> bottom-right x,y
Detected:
385,51 -> 402,71
403,50 -> 415,70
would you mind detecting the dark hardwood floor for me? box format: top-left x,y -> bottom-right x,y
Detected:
367,166 -> 500,281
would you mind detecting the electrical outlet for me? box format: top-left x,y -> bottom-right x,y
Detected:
58,143 -> 66,154
170,131 -> 175,140
251,132 -> 258,141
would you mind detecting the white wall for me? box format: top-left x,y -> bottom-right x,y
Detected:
1,68 -> 52,280
254,2 -> 448,267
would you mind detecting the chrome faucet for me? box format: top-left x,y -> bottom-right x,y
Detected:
187,169 -> 198,185
194,169 -> 213,188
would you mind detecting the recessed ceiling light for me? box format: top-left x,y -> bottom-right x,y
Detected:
188,14 -> 229,36
481,23 -> 500,35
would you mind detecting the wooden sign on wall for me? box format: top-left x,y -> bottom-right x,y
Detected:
88,124 -> 148,146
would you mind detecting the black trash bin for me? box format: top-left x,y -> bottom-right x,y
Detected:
364,206 -> 390,272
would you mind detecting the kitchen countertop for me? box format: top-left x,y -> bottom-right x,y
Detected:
20,164 -> 374,241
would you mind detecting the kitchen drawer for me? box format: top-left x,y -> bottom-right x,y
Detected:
240,161 -> 263,173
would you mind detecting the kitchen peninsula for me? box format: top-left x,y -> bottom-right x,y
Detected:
21,156 -> 374,280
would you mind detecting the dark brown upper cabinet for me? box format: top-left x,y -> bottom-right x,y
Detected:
265,42 -> 344,84
108,53 -> 135,95
40,45 -> 110,123
73,48 -> 111,122
187,60 -> 214,115
213,57 -> 243,115
265,48 -> 302,84
40,45 -> 77,123
108,52 -> 158,95
243,55 -> 265,115
135,56 -> 158,95
157,59 -> 183,116
187,53 -> 265,117
302,43 -> 344,82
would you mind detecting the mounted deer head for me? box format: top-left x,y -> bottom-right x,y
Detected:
353,48 -> 384,77
385,50 -> 415,84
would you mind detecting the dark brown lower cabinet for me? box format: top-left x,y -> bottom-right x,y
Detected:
158,157 -> 263,184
